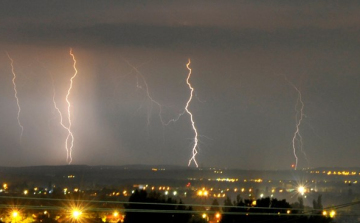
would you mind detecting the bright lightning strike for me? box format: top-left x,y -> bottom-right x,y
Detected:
52,85 -> 74,164
6,52 -> 24,142
185,59 -> 199,167
64,48 -> 78,164
53,49 -> 78,164
285,78 -> 308,170
123,59 -> 200,166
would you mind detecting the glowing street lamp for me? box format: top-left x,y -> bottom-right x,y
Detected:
215,212 -> 221,222
251,200 -> 257,206
11,210 -> 20,223
12,211 -> 18,218
329,210 -> 336,218
72,210 -> 82,220
297,186 -> 305,195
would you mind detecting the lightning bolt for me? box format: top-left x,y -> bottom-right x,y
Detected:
64,48 -> 78,164
185,59 -> 199,167
122,59 -> 200,166
6,52 -> 24,142
52,83 -> 74,164
285,77 -> 308,170
52,49 -> 77,164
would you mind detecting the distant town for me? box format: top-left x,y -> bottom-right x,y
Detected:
0,165 -> 359,222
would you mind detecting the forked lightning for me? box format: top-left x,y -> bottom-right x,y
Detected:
185,59 -> 199,167
53,48 -> 78,164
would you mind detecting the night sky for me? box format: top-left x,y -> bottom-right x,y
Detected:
0,1 -> 360,169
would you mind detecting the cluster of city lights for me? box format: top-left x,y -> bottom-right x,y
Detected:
215,178 -> 238,182
197,188 -> 209,197
327,171 -> 358,176
157,186 -> 170,191
0,181 -> 339,222
3,208 -> 334,223
344,180 -> 357,184
322,210 -> 336,218
151,168 -> 165,171
309,170 -> 360,176
201,212 -> 221,222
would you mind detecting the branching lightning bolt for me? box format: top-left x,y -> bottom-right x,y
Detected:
64,48 -> 78,164
37,57 -> 74,164
122,59 -> 200,166
185,59 -> 199,167
285,77 -> 308,170
52,49 -> 77,164
52,82 -> 74,164
6,52 -> 24,142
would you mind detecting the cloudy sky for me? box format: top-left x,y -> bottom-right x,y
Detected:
0,1 -> 360,169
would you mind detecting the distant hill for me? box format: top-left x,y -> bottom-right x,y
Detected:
0,165 -> 358,189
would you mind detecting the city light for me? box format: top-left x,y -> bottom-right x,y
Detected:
215,212 -> 221,220
72,210 -> 82,220
12,211 -> 18,218
297,186 -> 305,195
330,210 -> 336,218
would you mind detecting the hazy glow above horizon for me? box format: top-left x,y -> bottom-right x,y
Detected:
1,1 -> 360,169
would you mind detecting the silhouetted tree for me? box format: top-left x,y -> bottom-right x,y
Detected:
210,199 -> 220,213
222,196 -> 233,213
291,196 -> 304,214
208,199 -> 221,222
124,190 -> 193,223
220,197 -> 333,223
313,194 -> 323,210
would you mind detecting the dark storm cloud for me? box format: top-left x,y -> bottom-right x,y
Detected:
1,1 -> 360,29
1,22 -> 360,51
1,1 -> 360,50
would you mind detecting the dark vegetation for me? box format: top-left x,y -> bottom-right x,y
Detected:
220,196 -> 332,223
123,190 -> 333,223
